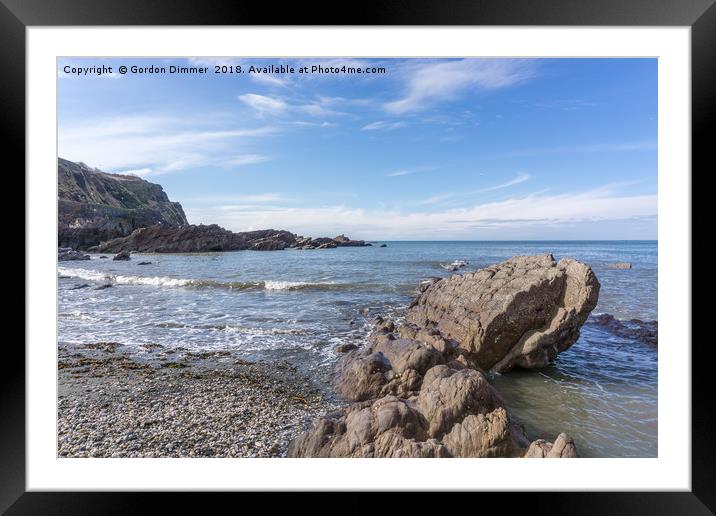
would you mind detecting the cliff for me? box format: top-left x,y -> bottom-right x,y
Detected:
58,158 -> 188,249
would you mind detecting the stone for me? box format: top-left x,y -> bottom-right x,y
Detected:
58,248 -> 91,261
523,433 -> 578,458
442,407 -> 528,458
335,343 -> 358,353
113,250 -> 131,261
407,254 -> 600,372
608,262 -> 632,269
590,314 -> 657,348
416,367 -> 505,438
335,351 -> 391,401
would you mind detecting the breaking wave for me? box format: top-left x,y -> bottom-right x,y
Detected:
58,267 -> 356,292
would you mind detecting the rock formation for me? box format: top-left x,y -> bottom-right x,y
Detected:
407,254 -> 600,373
58,247 -> 90,261
113,250 -> 131,261
89,225 -> 371,254
294,235 -> 370,249
289,319 -> 569,458
608,262 -> 632,269
58,158 -> 188,249
89,224 -> 298,253
590,313 -> 657,348
289,255 -> 599,458
59,158 -> 371,254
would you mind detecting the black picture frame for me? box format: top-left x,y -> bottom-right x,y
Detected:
5,0 -> 712,512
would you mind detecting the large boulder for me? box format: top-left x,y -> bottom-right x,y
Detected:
290,254 -> 592,458
407,254 -> 600,372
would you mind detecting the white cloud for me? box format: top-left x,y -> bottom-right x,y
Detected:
416,173 -> 531,205
221,154 -> 271,167
386,170 -> 411,177
186,184 -> 657,240
59,114 -> 277,175
238,93 -> 288,114
386,59 -> 535,114
360,120 -> 407,131
239,93 -> 345,119
489,142 -> 657,159
120,168 -> 153,177
482,172 -> 531,191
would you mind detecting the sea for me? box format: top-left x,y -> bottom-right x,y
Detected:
58,240 -> 658,458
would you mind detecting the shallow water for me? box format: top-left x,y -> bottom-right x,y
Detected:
58,241 -> 657,457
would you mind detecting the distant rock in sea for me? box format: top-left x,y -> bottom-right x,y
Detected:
58,247 -> 90,261
113,250 -> 131,261
590,313 -> 657,348
58,158 -> 188,250
608,262 -> 632,269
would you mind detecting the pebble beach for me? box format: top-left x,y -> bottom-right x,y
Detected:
57,341 -> 339,458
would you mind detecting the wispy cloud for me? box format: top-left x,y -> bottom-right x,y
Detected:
239,93 -> 344,119
489,142 -> 657,159
482,172 -> 531,191
387,170 -> 411,177
386,165 -> 442,177
220,154 -> 271,167
187,184 -> 656,240
238,94 -> 288,114
360,120 -> 407,131
416,173 -> 531,205
59,114 -> 277,175
186,193 -> 288,204
385,59 -> 536,114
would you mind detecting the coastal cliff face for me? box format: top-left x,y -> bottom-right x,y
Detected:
58,158 -> 188,249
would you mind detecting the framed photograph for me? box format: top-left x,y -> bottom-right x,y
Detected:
7,0 -> 712,512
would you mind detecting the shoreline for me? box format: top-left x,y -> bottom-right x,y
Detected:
58,341 -> 340,458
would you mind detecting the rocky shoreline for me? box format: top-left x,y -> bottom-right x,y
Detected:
57,253 -> 657,458
58,341 -> 339,458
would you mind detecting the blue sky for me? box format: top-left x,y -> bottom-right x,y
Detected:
58,58 -> 657,240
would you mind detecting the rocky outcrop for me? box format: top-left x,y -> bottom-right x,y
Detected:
113,250 -> 131,261
58,247 -> 90,261
590,313 -> 657,348
89,224 -> 297,254
58,158 -> 188,250
407,254 -> 600,373
608,262 -> 632,269
294,235 -> 370,249
289,255 -> 596,458
87,223 -> 372,254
